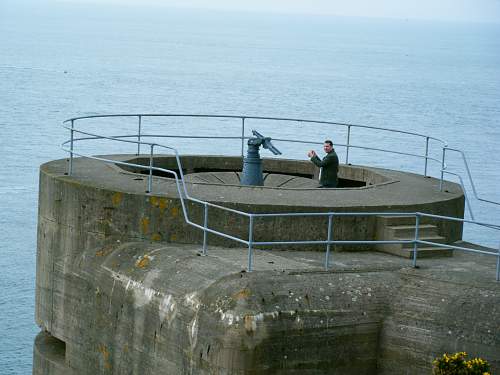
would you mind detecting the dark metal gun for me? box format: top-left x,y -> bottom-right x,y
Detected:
240,130 -> 282,186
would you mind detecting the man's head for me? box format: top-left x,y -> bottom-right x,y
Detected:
323,140 -> 333,153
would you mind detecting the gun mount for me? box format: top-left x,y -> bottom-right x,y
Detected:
240,130 -> 282,186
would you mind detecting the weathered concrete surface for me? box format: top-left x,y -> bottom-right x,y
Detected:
33,331 -> 71,375
34,242 -> 500,374
34,155 -> 494,375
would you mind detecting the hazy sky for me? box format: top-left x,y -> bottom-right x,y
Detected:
11,0 -> 500,23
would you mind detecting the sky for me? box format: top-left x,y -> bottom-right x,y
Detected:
31,0 -> 500,23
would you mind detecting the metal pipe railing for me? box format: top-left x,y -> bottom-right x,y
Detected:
147,144 -> 154,193
439,147 -> 446,191
345,125 -> 351,164
137,115 -> 142,156
63,113 -> 448,175
248,216 -> 254,272
202,203 -> 208,256
61,114 -> 500,280
442,147 -> 500,206
62,114 -> 447,143
442,170 -> 475,220
64,145 -> 500,280
424,137 -> 429,176
62,121 -> 497,230
241,117 -> 246,157
325,215 -> 333,270
68,120 -> 74,175
413,214 -> 420,268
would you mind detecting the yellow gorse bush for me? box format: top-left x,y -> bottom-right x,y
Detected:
432,352 -> 491,374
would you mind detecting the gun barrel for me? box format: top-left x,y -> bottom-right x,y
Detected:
251,129 -> 282,155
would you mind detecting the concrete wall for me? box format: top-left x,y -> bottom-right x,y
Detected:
378,271 -> 500,374
34,235 -> 500,374
36,238 -> 398,374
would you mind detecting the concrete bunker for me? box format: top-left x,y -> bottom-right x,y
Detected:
33,153 -> 500,375
33,113 -> 500,374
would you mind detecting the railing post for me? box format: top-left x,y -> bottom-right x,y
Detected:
345,125 -> 351,164
412,214 -> 420,268
137,115 -> 142,156
424,136 -> 429,177
247,215 -> 254,272
241,117 -> 246,157
439,147 -> 446,191
496,243 -> 500,282
202,203 -> 208,256
461,177 -> 475,220
68,120 -> 74,175
147,144 -> 154,193
325,215 -> 333,270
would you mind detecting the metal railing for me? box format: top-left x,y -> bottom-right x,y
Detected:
64,113 -> 447,175
61,114 -> 500,280
440,147 -> 500,206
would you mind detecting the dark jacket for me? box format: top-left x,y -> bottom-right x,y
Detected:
311,150 -> 339,187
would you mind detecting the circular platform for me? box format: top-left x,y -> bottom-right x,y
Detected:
42,155 -> 465,250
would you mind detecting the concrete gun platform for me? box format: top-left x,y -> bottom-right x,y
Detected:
69,154 -> 464,209
39,155 -> 465,251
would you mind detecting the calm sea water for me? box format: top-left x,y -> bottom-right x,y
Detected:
1,2 -> 499,373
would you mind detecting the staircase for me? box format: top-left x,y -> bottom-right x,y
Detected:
375,215 -> 454,258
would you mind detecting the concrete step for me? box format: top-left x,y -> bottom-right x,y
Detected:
385,224 -> 438,238
377,245 -> 454,259
375,215 -> 453,259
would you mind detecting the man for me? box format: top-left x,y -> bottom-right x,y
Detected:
308,140 -> 339,188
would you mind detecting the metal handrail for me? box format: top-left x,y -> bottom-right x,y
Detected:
69,132 -> 444,168
65,113 -> 500,210
61,114 -> 500,280
62,113 -> 447,143
441,147 -> 500,207
72,114 -> 500,208
63,113 -> 447,176
442,171 -> 475,220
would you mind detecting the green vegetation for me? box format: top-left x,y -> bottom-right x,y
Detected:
433,352 -> 491,374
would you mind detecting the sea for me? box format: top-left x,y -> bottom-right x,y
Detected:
1,1 -> 499,373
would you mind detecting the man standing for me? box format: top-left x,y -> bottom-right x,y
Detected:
308,140 -> 339,188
